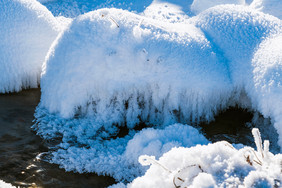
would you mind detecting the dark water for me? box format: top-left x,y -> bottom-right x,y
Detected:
0,89 -> 116,188
0,89 -> 279,187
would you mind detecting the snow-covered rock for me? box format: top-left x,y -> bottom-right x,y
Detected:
0,0 -> 62,93
38,8 -> 232,126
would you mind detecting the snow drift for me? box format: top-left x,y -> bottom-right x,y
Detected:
0,0 -> 61,93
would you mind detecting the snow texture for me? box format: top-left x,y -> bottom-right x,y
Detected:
129,129 -> 282,187
0,0 -> 62,93
42,124 -> 209,181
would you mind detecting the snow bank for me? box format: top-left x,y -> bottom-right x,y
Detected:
43,124 -> 208,181
129,129 -> 282,187
191,0 -> 245,14
250,0 -> 282,19
0,0 -> 61,93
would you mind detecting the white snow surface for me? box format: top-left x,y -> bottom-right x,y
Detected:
0,0 -> 62,93
129,131 -> 282,187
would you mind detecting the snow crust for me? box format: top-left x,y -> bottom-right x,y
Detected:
0,0 -> 61,93
129,129 -> 282,187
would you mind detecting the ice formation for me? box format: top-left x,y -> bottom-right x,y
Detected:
44,124 -> 209,181
0,0 -> 63,93
127,129 -> 282,187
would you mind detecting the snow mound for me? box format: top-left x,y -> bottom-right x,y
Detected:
46,124 -> 209,181
129,129 -> 282,187
250,0 -> 282,19
38,8 -> 232,128
191,0 -> 245,14
0,0 -> 61,93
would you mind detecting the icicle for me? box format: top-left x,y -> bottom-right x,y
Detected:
252,128 -> 264,159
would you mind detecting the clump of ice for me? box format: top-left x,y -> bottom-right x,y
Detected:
128,128 -> 282,187
45,124 -> 209,181
0,0 -> 62,93
191,0 -> 246,14
250,0 -> 282,19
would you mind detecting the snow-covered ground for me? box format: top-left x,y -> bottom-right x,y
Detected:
1,0 -> 282,187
